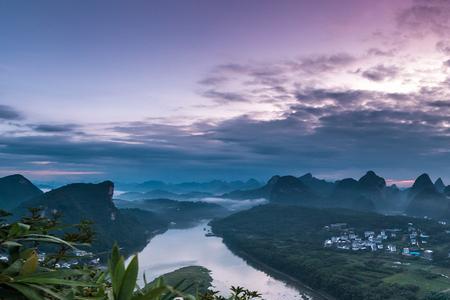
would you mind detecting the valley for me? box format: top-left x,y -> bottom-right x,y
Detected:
1,171 -> 450,299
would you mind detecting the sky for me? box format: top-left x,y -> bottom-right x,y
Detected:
1,0 -> 450,185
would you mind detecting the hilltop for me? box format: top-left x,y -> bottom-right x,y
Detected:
14,181 -> 167,255
221,171 -> 450,219
0,174 -> 43,210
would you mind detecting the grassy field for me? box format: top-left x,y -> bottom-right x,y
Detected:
151,266 -> 212,295
383,260 -> 450,297
336,251 -> 450,295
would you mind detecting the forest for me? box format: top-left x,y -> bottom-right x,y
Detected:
211,204 -> 450,300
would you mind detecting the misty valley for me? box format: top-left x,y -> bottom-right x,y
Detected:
1,171 -> 450,299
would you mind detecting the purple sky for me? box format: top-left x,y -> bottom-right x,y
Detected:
1,0 -> 450,185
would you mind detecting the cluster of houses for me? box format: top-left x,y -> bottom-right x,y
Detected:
323,222 -> 434,260
401,222 -> 433,260
0,249 -> 100,269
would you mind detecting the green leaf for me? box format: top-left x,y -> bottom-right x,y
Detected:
112,256 -> 126,297
16,234 -> 77,249
20,248 -> 36,259
96,271 -> 106,284
20,251 -> 38,275
2,240 -> 23,247
132,286 -> 168,300
16,277 -> 97,287
28,283 -> 67,300
3,258 -> 24,276
0,274 -> 13,283
110,243 -> 120,272
8,223 -> 31,237
6,283 -> 45,300
16,269 -> 86,280
118,255 -> 139,300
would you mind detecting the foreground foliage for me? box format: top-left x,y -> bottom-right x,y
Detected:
0,209 -> 261,300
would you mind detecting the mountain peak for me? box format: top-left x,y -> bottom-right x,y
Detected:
366,170 -> 376,176
267,175 -> 281,185
358,171 -> 386,190
412,173 -> 435,191
246,178 -> 259,185
16,180 -> 117,227
338,178 -> 359,186
4,174 -> 27,180
270,175 -> 318,204
299,173 -> 313,180
434,178 -> 445,193
0,174 -> 43,210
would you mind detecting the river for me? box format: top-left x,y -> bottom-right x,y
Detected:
134,221 -> 315,300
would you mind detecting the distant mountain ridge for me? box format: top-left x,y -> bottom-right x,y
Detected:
222,171 -> 450,219
116,178 -> 262,194
118,190 -> 213,201
0,174 -> 43,210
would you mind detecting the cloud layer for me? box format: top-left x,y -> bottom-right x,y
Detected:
1,0 -> 450,183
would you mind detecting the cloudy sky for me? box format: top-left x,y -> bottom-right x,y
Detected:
1,0 -> 450,184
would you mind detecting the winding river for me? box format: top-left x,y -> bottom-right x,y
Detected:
134,221 -> 316,300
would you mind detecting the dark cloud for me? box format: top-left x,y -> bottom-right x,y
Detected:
197,52 -> 358,107
436,40 -> 450,55
197,76 -> 228,86
291,53 -> 356,74
296,89 -> 373,105
32,124 -> 78,133
0,105 -> 22,120
2,86 -> 450,182
360,65 -> 399,82
366,48 -> 396,57
428,100 -> 450,108
197,105 -> 450,177
202,89 -> 249,104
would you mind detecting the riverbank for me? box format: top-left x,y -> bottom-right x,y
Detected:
134,221 -> 308,299
215,236 -> 335,300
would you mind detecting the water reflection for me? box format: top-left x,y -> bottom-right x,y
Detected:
135,221 -> 313,300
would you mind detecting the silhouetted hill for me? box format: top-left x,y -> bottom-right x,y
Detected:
298,173 -> 335,197
14,181 -> 167,255
445,186 -> 450,197
0,174 -> 43,210
221,175 -> 280,199
434,178 -> 445,193
406,174 -> 450,219
223,171 -> 415,213
118,179 -> 262,194
358,170 -> 386,190
358,171 -> 391,211
412,173 -> 435,191
329,177 -> 375,211
270,176 -> 320,205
